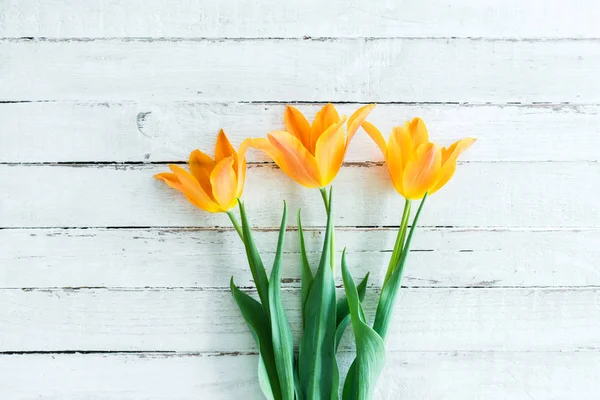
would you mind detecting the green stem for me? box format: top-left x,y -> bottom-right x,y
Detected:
319,187 -> 329,212
373,193 -> 427,339
383,199 -> 412,287
226,210 -> 244,241
319,186 -> 335,273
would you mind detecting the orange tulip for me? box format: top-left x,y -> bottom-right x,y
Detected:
362,117 -> 475,200
154,130 -> 249,212
249,103 -> 375,188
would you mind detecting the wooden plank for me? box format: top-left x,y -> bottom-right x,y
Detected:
1,287 -> 598,352
1,352 -> 598,399
1,0 -> 599,38
1,163 -> 598,228
2,228 -> 599,289
2,39 -> 600,102
2,101 -> 599,163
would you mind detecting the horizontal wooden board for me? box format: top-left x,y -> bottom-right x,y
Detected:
1,351 -> 598,399
1,287 -> 598,352
2,39 -> 600,102
1,163 -> 598,228
1,0 -> 599,38
2,228 -> 599,289
2,102 -> 599,163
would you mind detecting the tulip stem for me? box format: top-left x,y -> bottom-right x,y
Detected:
226,210 -> 244,241
383,199 -> 412,287
319,187 -> 330,212
319,187 -> 336,273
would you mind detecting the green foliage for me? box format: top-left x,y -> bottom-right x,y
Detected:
268,203 -> 295,400
341,250 -> 386,400
230,278 -> 281,400
298,188 -> 338,399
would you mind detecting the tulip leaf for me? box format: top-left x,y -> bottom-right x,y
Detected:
341,250 -> 385,400
268,202 -> 295,400
230,278 -> 282,400
372,195 -> 427,339
297,209 -> 313,324
298,188 -> 337,399
238,200 -> 270,318
335,272 -> 369,350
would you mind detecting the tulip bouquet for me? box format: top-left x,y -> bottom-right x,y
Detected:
155,104 -> 474,400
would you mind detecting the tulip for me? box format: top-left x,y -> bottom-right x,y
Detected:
249,103 -> 375,188
362,117 -> 475,200
154,129 -> 248,213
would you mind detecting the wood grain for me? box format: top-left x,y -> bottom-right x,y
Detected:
1,287 -> 598,352
2,101 -> 598,163
1,0 -> 599,38
1,163 -> 597,228
2,228 -> 599,289
2,39 -> 599,102
1,351 -> 598,399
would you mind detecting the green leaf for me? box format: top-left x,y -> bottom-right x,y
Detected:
230,278 -> 282,400
298,188 -> 337,399
372,195 -> 427,339
297,209 -> 313,324
258,355 -> 276,400
238,199 -> 270,318
335,272 -> 370,351
268,202 -> 295,400
340,250 -> 385,400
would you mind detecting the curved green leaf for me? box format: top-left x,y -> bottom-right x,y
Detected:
298,188 -> 337,399
298,209 -> 313,324
373,195 -> 427,339
341,250 -> 385,400
269,202 -> 295,400
230,278 -> 281,400
335,272 -> 370,351
238,200 -> 270,318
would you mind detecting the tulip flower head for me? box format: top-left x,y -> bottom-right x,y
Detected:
363,117 -> 475,200
154,130 -> 248,212
250,103 -> 375,188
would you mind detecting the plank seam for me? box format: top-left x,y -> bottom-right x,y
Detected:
6,286 -> 600,291
3,36 -> 600,42
2,226 -> 599,231
0,100 -> 592,106
0,350 -> 597,356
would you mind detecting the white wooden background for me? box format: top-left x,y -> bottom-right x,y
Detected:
1,1 -> 600,399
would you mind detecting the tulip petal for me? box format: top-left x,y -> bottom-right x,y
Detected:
284,105 -> 311,149
210,156 -> 238,211
407,118 -> 430,149
267,131 -> 322,188
346,104 -> 375,151
215,129 -> 238,169
189,149 -> 216,200
314,118 -> 347,186
235,138 -> 251,198
386,127 -> 408,196
402,143 -> 442,200
392,123 -> 415,168
361,121 -> 387,157
309,103 -> 340,153
154,172 -> 185,193
169,164 -> 221,212
430,137 -> 476,194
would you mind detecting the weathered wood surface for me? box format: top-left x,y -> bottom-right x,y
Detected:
2,0 -> 598,398
1,287 -> 599,352
1,352 -> 599,399
1,163 -> 598,228
2,0 -> 599,38
2,102 -> 599,163
2,228 -> 599,289
2,39 -> 600,102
